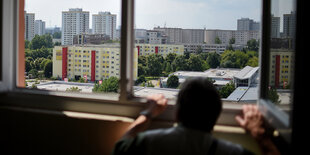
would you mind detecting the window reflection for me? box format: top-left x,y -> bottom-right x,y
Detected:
268,0 -> 295,112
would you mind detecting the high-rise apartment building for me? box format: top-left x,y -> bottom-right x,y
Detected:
92,12 -> 116,40
62,8 -> 89,45
34,20 -> 46,36
24,11 -> 35,41
237,18 -> 260,31
283,12 -> 296,38
271,15 -> 280,38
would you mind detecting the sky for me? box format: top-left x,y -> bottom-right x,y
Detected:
24,0 -> 291,30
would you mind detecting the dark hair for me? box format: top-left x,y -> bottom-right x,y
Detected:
176,78 -> 222,132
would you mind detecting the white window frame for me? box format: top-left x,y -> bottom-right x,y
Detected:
1,0 -> 251,127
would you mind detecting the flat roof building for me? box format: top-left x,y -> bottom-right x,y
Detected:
53,44 -> 138,82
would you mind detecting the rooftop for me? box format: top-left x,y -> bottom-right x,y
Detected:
234,66 -> 259,80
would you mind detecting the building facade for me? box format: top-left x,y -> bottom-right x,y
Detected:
92,12 -> 116,40
283,12 -> 296,38
237,18 -> 260,31
183,44 -> 226,53
24,11 -> 35,41
271,15 -> 280,38
153,27 -> 183,44
53,44 -> 138,81
181,29 -> 205,44
269,49 -> 294,88
34,20 -> 46,36
146,30 -> 167,44
205,29 -> 260,45
73,34 -> 110,45
62,8 -> 89,45
136,44 -> 184,57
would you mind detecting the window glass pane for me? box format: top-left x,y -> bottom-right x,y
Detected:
134,0 -> 261,103
268,0 -> 295,113
23,0 -> 121,99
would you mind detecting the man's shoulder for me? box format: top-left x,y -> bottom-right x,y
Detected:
215,139 -> 254,155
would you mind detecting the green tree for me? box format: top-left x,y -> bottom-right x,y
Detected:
195,46 -> 203,54
66,86 -> 81,92
172,55 -> 188,71
135,75 -> 146,85
31,34 -> 54,50
43,60 -> 53,78
220,50 -> 249,68
219,82 -> 236,98
206,52 -> 221,68
53,32 -> 61,39
165,53 -> 177,64
246,56 -> 259,67
138,64 -> 147,76
28,69 -> 38,78
92,77 -> 119,93
229,38 -> 235,44
167,75 -> 179,88
188,54 -> 203,71
215,37 -> 222,44
146,54 -> 164,76
268,87 -> 281,104
25,57 -> 33,72
246,39 -> 259,52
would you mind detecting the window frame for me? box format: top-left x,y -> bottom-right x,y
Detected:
258,0 -> 296,143
1,0 -> 254,127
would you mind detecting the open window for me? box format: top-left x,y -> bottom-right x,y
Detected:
259,0 -> 296,143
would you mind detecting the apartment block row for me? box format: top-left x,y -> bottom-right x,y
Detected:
53,44 -> 137,81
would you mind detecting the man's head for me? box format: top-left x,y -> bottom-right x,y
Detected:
176,78 -> 222,132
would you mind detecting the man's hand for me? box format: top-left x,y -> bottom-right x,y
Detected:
235,105 -> 265,139
145,94 -> 168,118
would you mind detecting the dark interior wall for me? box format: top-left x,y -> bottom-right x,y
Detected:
0,107 -> 262,155
0,108 -> 131,155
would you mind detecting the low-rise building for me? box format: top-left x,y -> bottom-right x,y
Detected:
161,68 -> 241,88
53,44 -> 138,81
233,66 -> 259,87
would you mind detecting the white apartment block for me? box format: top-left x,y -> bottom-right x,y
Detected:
154,27 -> 183,44
24,11 -> 35,41
136,44 -> 184,57
182,29 -> 205,44
34,20 -> 46,36
204,29 -> 260,46
183,44 -> 226,54
62,8 -> 89,45
92,12 -> 116,40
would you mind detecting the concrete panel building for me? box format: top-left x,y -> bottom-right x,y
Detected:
136,44 -> 184,57
53,44 -> 138,81
62,8 -> 89,45
92,12 -> 117,40
34,20 -> 46,36
24,11 -> 35,41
